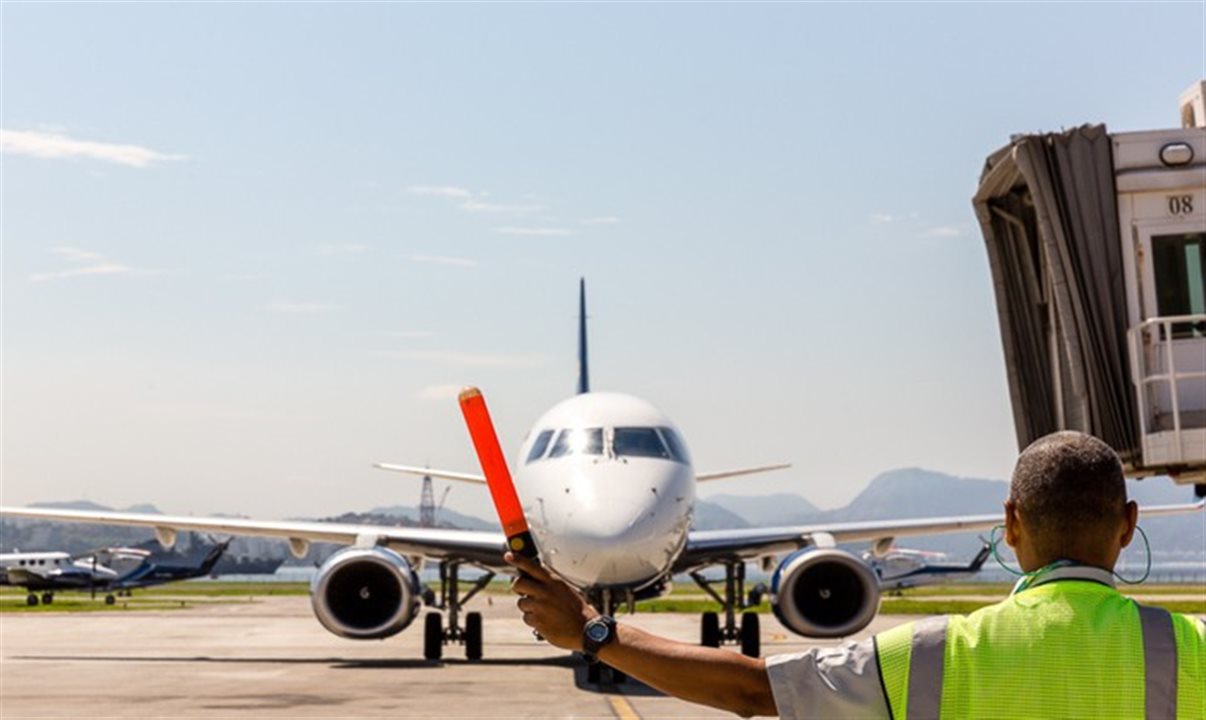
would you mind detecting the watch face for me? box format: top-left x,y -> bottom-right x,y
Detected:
586,622 -> 610,642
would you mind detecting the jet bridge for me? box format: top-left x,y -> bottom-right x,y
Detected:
973,82 -> 1206,494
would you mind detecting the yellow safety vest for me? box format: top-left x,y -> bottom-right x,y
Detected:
877,571 -> 1205,719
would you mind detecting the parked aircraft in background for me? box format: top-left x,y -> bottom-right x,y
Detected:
865,542 -> 992,593
1,550 -> 118,605
2,281 -> 1202,682
1,540 -> 230,606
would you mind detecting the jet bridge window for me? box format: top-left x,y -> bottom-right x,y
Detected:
548,428 -> 604,459
613,427 -> 673,460
526,430 -> 555,464
1153,231 -> 1206,338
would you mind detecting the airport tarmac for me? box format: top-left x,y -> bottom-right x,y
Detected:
0,594 -> 910,718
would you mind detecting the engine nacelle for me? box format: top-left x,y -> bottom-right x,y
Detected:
310,547 -> 422,640
770,548 -> 881,638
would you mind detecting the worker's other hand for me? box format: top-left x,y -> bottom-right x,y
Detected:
506,552 -> 599,651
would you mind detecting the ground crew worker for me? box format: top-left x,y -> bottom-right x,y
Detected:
508,431 -> 1206,718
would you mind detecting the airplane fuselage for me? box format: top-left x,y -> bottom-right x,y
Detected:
515,392 -> 696,590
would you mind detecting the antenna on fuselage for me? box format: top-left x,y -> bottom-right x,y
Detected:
577,277 -> 590,395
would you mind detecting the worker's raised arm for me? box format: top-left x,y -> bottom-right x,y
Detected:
506,552 -> 777,718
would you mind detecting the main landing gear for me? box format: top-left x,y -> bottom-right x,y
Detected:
691,561 -> 763,658
25,592 -> 58,606
422,559 -> 494,662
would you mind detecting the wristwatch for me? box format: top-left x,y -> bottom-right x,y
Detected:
582,615 -> 617,662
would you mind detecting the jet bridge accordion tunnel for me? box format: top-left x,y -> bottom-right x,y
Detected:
973,121 -> 1206,495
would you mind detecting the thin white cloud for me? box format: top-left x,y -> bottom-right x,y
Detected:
580,216 -> 621,225
30,247 -> 157,283
416,384 -> 466,400
30,263 -> 137,283
1,129 -> 186,168
381,350 -> 551,369
51,246 -> 105,263
223,272 -> 271,281
870,213 -> 896,224
410,184 -> 546,217
407,185 -> 473,198
317,243 -> 370,256
411,254 -> 478,268
459,199 -> 542,214
265,300 -> 337,314
922,225 -> 965,238
494,226 -> 573,237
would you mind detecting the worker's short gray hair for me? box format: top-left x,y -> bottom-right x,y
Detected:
1009,431 -> 1127,550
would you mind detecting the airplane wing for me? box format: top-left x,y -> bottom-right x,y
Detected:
675,500 -> 1205,572
4,564 -> 100,588
695,463 -> 791,482
3,567 -> 51,584
0,506 -> 507,568
375,462 -> 795,484
372,463 -> 486,484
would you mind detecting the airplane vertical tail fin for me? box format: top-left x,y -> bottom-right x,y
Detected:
200,540 -> 232,574
969,542 -> 992,571
577,277 -> 590,395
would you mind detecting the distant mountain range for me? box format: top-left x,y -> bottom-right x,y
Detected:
4,469 -> 1202,562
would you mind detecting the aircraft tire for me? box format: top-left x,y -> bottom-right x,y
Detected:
464,611 -> 483,661
423,612 -> 443,661
700,611 -> 721,647
26,594 -> 38,607
104,594 -> 115,606
41,593 -> 54,605
740,612 -> 760,657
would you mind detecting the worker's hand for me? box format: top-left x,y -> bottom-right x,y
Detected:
506,551 -> 599,651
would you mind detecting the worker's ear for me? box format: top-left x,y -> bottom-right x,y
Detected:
1003,499 -> 1022,548
1118,500 -> 1139,548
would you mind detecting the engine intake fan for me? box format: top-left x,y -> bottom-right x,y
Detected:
770,548 -> 881,638
310,547 -> 421,640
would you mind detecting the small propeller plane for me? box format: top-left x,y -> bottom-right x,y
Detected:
1,540 -> 231,606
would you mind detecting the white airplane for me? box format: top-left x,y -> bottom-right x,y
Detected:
2,279 -> 1202,674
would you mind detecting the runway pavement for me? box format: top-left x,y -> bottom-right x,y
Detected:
0,594 -> 911,718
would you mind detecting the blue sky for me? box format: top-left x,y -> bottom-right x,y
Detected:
3,3 -> 1203,521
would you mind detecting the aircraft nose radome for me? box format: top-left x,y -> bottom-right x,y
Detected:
545,499 -> 683,587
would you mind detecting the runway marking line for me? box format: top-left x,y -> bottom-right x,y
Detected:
606,693 -> 641,720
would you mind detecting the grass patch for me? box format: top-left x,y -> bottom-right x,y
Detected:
147,581 -> 310,596
0,593 -> 251,613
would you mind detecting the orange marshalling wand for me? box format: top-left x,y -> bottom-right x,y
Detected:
458,386 -> 539,560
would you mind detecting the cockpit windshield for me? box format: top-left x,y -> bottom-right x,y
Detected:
526,429 -> 555,464
613,427 -> 672,460
527,425 -> 690,464
658,427 -> 691,464
547,428 -> 604,458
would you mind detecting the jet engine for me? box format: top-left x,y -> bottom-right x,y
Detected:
770,548 -> 881,638
310,547 -> 422,640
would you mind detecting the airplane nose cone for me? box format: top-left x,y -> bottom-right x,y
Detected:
520,458 -> 693,589
542,495 -> 686,588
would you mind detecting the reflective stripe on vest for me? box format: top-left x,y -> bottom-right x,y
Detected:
902,605 -> 1179,720
1137,605 -> 1178,720
905,616 -> 948,720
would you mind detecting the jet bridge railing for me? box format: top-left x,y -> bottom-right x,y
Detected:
1127,314 -> 1206,468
